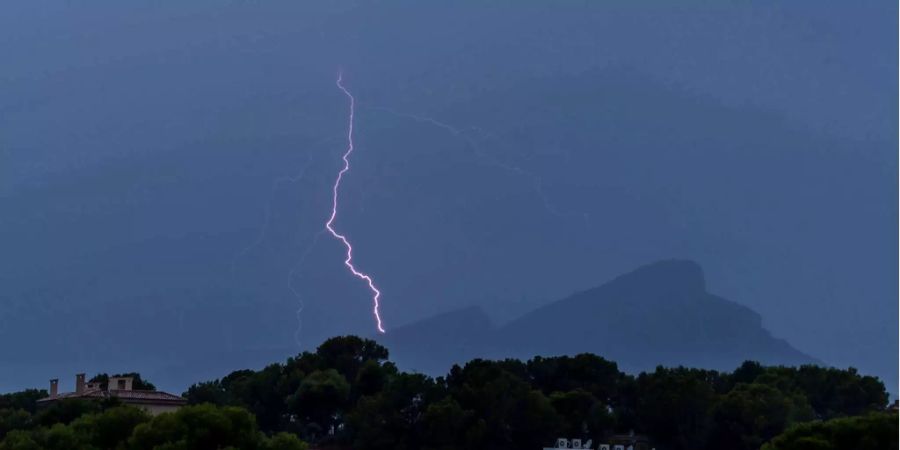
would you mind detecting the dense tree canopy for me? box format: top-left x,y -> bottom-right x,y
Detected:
181,336 -> 888,449
0,405 -> 307,450
0,335 -> 889,449
762,412 -> 897,450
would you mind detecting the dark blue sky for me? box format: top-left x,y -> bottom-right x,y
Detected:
0,1 -> 896,392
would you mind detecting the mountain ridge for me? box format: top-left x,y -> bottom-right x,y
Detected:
379,259 -> 820,375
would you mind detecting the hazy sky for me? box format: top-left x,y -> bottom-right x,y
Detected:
0,1 -> 896,392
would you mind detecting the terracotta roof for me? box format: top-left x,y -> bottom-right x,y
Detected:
109,389 -> 186,404
37,388 -> 105,401
38,389 -> 186,405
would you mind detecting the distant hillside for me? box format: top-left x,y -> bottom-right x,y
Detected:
378,306 -> 495,375
381,260 -> 819,374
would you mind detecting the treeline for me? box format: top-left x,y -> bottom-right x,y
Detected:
182,336 -> 892,450
0,335 -> 894,450
0,396 -> 306,450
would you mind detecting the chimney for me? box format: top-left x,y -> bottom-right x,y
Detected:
49,379 -> 58,397
75,373 -> 85,394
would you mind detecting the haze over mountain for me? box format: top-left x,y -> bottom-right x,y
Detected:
381,260 -> 819,376
0,1 -> 895,392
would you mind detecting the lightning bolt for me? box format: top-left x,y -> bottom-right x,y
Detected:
327,72 -> 386,334
288,229 -> 326,347
230,136 -> 334,348
230,149 -> 317,275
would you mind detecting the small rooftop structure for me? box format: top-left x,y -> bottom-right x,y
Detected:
544,438 -> 593,449
544,434 -> 654,450
38,373 -> 186,415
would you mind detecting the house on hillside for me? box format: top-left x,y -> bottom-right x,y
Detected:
37,373 -> 186,415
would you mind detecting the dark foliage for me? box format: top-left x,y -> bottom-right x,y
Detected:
762,412 -> 898,450
182,336 -> 887,450
0,336 -> 888,450
0,391 -> 47,415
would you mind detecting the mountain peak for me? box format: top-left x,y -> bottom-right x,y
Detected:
382,260 -> 817,375
608,259 -> 706,294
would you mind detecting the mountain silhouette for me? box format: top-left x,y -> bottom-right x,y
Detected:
381,260 -> 819,374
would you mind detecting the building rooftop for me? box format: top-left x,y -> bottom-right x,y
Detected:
38,388 -> 186,405
37,373 -> 186,407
